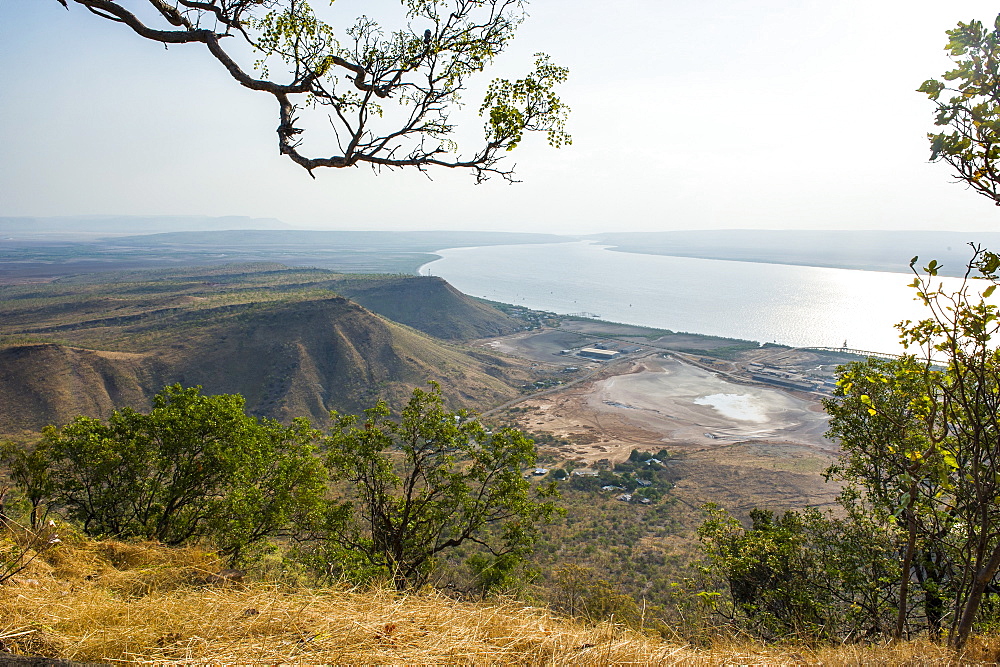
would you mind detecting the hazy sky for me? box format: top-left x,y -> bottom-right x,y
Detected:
4,0 -> 1000,233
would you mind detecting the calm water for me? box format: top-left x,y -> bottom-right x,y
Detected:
421,242 -> 964,355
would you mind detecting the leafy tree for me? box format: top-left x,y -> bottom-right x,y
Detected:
822,247 -> 1000,648
0,439 -> 55,530
311,383 -> 557,590
204,416 -> 328,564
813,13 -> 1000,648
698,504 -> 898,642
52,0 -> 570,181
897,251 -> 1000,649
920,16 -> 1000,205
552,563 -> 592,618
551,563 -> 643,627
824,355 -> 954,639
465,550 -> 528,599
41,384 -> 326,563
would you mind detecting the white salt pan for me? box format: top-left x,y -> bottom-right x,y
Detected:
693,393 -> 769,423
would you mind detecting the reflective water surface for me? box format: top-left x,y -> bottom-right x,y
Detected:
422,242 -> 969,354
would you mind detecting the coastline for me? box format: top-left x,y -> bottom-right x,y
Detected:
423,242 -> 931,354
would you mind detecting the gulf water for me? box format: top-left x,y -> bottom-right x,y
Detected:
420,241 -> 967,355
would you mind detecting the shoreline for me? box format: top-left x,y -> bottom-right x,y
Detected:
479,316 -> 854,454
421,242 -> 927,355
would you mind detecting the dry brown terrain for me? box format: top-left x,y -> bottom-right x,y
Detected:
516,356 -> 830,454
1,534 -> 994,665
485,325 -> 845,518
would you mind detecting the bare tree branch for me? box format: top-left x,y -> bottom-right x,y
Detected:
56,0 -> 570,181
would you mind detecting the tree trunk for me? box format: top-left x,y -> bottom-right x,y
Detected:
896,488 -> 918,639
953,543 -> 1000,650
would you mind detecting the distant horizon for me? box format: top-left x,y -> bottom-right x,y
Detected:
3,222 -> 997,279
4,215 -> 1000,236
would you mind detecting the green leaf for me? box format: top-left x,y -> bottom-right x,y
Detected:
941,449 -> 959,470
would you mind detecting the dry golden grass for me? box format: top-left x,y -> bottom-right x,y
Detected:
1,534 -> 999,665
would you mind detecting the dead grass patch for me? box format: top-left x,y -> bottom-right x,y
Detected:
4,581 -> 683,664
0,538 -> 993,664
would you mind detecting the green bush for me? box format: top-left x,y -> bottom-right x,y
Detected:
40,384 -> 326,564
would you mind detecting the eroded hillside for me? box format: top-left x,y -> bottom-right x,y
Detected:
0,265 -> 531,434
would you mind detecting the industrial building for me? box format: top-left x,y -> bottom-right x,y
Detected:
577,347 -> 619,360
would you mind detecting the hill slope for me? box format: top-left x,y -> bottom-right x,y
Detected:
0,266 -> 531,434
0,344 -> 156,435
334,275 -> 520,340
170,295 -> 526,421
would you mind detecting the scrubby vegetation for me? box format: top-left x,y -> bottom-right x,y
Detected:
9,324 -> 1000,662
13,362 -> 1000,665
